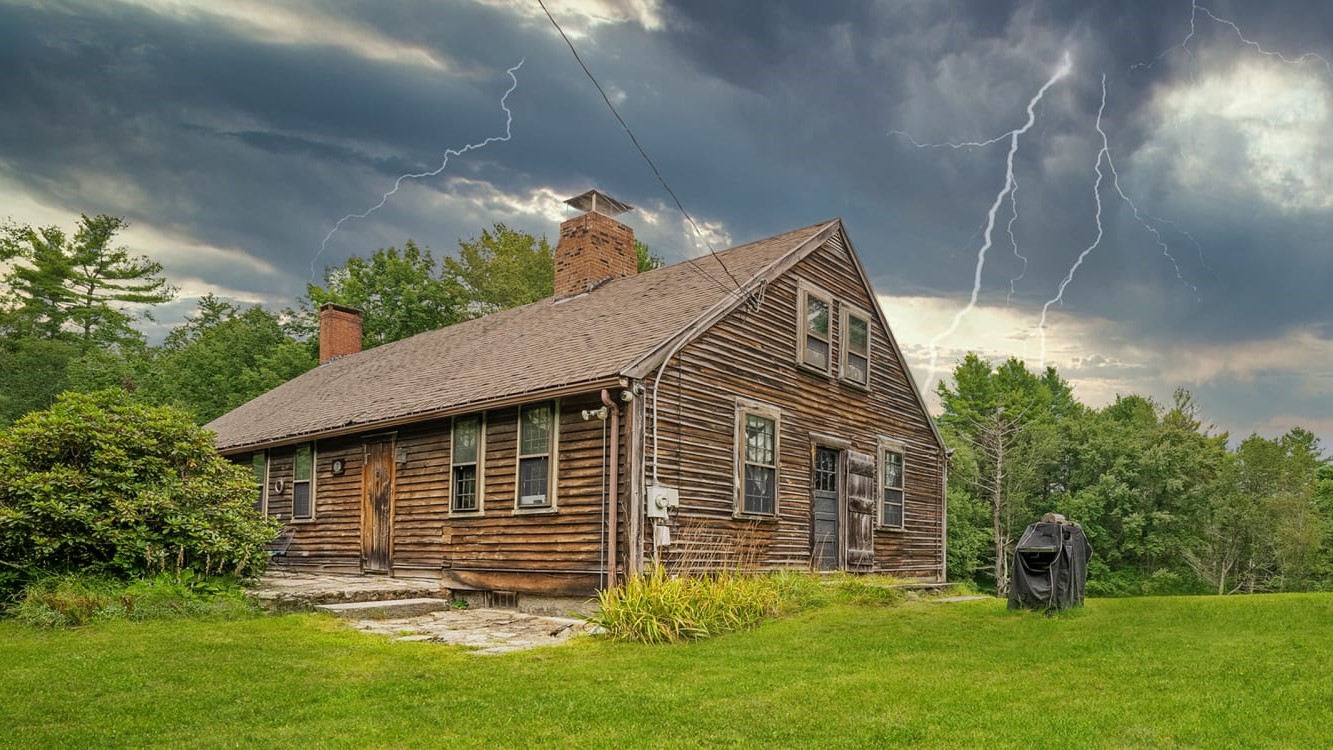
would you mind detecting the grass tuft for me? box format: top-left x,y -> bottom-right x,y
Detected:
9,572 -> 255,627
588,568 -> 927,643
586,565 -> 782,643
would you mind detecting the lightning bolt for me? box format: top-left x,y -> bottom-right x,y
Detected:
309,59 -> 524,282
1005,176 -> 1025,304
1147,214 -> 1214,278
1038,72 -> 1206,367
1195,3 -> 1333,75
903,51 -> 1072,392
1037,74 -> 1109,369
904,1 -> 1325,394
1135,2 -> 1332,77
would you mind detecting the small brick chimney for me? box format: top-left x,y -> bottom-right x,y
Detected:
318,303 -> 363,364
555,189 -> 636,300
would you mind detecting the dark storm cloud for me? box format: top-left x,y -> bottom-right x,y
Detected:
0,0 -> 1329,440
0,0 -> 628,297
646,0 -> 1333,349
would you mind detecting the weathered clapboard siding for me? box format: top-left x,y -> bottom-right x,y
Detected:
648,230 -> 946,578
432,393 -> 619,595
263,451 -> 293,520
253,392 -> 621,593
257,437 -> 363,569
390,420 -> 451,569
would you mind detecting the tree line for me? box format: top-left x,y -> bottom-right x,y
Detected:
2,213 -> 1327,597
940,353 -> 1333,596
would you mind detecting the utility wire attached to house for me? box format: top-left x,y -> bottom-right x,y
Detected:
536,0 -> 745,297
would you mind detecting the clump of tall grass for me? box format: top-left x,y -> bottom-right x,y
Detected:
587,565 -> 781,644
9,571 -> 254,628
588,566 -> 931,643
765,570 -> 910,609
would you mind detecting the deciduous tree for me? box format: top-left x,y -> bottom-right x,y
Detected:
291,240 -> 460,348
442,223 -> 553,317
145,295 -> 315,423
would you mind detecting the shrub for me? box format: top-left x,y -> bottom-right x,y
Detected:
0,389 -> 281,598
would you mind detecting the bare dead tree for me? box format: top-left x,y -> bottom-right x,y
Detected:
953,406 -> 1029,596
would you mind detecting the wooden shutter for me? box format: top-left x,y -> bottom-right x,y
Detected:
845,450 -> 876,571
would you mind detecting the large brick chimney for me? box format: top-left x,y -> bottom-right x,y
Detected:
318,303 -> 363,364
555,189 -> 636,300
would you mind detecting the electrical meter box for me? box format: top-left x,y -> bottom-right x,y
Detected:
647,485 -> 679,519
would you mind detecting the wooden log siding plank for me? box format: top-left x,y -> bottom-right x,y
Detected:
647,234 -> 945,578
267,439 -> 363,561
388,393 -> 615,574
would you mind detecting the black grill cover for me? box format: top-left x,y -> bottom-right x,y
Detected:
1007,521 -> 1092,611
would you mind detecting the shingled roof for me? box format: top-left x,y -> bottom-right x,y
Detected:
207,219 -> 841,452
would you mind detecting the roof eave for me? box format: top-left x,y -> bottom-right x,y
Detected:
215,374 -> 628,455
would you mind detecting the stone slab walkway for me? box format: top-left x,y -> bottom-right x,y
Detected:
247,571 -> 597,654
247,571 -> 447,611
350,609 -> 597,655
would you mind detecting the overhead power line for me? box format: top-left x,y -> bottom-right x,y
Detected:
536,0 -> 745,296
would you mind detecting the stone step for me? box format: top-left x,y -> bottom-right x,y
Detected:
315,597 -> 453,619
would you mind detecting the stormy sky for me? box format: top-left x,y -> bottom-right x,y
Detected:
2,0 -> 1330,445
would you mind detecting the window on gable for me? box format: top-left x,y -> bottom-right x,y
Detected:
881,448 -> 904,528
736,402 -> 780,515
517,402 -> 555,509
250,452 -> 268,515
799,288 -> 832,374
841,307 -> 871,387
293,443 -> 314,520
452,415 -> 483,513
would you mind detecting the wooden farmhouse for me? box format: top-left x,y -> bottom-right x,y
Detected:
208,190 -> 948,604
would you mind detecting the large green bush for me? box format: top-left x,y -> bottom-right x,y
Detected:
0,390 -> 280,595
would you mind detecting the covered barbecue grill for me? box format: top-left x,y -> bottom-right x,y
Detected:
1007,515 -> 1092,611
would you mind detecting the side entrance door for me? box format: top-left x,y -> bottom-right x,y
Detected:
844,450 -> 877,572
812,447 -> 841,571
361,437 -> 395,574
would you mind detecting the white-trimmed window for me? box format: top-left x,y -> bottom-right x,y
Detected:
841,305 -> 872,387
798,286 -> 832,374
293,443 -> 315,520
736,400 -> 781,515
517,402 -> 556,509
880,445 -> 905,528
250,451 -> 268,515
451,414 -> 484,513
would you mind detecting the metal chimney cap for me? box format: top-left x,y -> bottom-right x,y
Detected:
564,189 -> 633,217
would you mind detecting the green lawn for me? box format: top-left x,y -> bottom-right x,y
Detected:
3,594 -> 1331,748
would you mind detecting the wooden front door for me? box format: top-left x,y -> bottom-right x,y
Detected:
844,450 -> 876,572
812,447 -> 840,571
361,438 -> 395,574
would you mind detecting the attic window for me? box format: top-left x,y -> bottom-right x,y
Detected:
841,306 -> 871,387
798,286 -> 832,375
